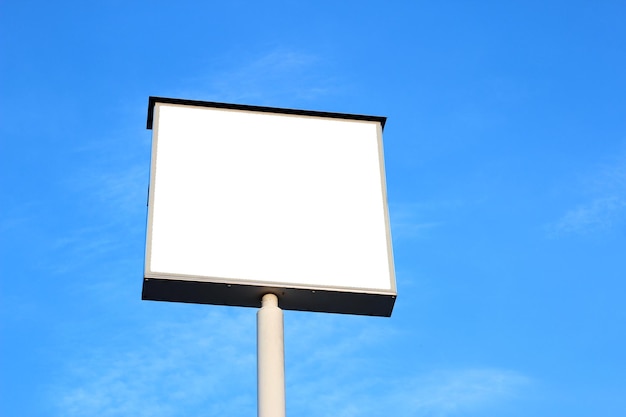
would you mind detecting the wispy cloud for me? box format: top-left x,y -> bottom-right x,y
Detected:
50,306 -> 529,417
42,164 -> 148,277
547,152 -> 626,237
91,165 -> 149,217
51,309 -> 257,417
179,49 -> 340,106
286,314 -> 529,417
548,196 -> 626,236
395,368 -> 530,416
392,218 -> 442,241
389,201 -> 463,241
288,365 -> 529,417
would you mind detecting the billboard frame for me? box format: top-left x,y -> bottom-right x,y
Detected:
142,96 -> 397,317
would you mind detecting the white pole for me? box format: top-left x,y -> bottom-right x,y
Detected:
257,293 -> 286,417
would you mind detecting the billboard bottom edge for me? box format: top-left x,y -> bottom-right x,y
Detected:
142,277 -> 396,317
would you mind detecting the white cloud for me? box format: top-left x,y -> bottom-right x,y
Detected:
180,49 -> 340,105
41,167 -> 148,276
549,196 -> 626,236
388,201 -> 461,240
548,153 -> 626,237
51,309 -> 257,417
50,305 -> 530,417
92,165 -> 149,217
288,365 -> 529,417
396,368 -> 530,415
285,313 -> 528,417
392,219 -> 442,240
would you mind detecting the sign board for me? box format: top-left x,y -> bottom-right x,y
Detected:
143,97 -> 396,316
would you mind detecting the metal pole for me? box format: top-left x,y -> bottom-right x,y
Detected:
257,293 -> 286,417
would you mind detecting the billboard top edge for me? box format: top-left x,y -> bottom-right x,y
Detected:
146,96 -> 387,130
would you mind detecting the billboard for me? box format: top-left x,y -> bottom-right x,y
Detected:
143,97 -> 396,316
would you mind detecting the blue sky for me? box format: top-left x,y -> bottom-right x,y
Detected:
1,1 -> 625,416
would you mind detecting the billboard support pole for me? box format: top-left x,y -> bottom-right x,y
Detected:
257,293 -> 286,417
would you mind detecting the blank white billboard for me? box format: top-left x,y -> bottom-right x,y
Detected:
143,97 -> 396,316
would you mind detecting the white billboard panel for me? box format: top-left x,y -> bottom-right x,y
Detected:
143,97 -> 396,316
